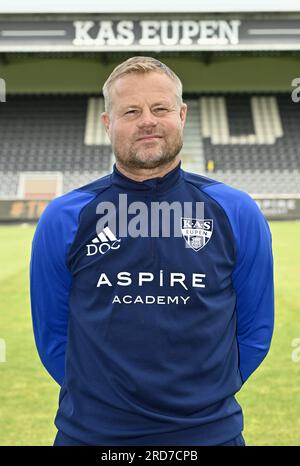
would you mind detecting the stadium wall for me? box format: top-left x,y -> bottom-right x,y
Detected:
0,197 -> 300,223
0,54 -> 299,94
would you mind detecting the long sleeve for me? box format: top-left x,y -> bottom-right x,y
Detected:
231,192 -> 274,382
203,184 -> 275,383
30,190 -> 95,385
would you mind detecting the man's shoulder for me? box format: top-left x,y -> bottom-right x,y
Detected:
39,173 -> 112,224
183,169 -> 254,205
76,172 -> 112,195
183,168 -> 264,227
183,168 -> 221,190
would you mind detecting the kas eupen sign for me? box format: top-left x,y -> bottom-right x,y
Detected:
1,19 -> 300,51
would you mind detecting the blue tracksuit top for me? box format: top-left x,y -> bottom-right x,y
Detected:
30,161 -> 274,445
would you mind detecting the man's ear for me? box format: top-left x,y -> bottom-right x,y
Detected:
100,112 -> 111,138
180,102 -> 188,128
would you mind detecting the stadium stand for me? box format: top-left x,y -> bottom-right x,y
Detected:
0,93 -> 299,198
182,94 -> 300,194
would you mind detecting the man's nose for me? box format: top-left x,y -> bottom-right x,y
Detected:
136,108 -> 158,128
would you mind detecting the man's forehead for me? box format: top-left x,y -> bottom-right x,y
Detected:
111,72 -> 177,99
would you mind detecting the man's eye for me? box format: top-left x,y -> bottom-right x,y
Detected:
154,107 -> 168,113
125,110 -> 137,114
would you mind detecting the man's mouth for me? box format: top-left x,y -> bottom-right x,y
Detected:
137,135 -> 162,141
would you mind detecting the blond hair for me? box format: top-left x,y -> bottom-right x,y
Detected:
102,56 -> 183,112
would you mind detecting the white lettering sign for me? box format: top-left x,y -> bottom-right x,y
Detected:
72,20 -> 241,47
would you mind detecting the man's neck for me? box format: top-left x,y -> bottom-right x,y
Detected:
115,156 -> 180,182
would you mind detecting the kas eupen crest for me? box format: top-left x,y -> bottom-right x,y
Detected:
181,217 -> 213,252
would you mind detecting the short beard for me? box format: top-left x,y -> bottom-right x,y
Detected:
113,136 -> 183,171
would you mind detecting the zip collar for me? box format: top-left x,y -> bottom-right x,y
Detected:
111,160 -> 183,192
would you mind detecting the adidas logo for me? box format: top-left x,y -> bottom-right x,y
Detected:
86,226 -> 121,256
92,226 -> 117,244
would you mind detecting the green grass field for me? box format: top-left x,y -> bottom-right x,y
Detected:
0,222 -> 299,446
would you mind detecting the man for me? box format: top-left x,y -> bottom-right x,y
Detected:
30,56 -> 274,446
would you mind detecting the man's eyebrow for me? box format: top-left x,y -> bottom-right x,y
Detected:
122,101 -> 172,108
120,104 -> 140,110
152,101 -> 172,106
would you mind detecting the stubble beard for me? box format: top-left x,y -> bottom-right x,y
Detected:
113,133 -> 183,170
